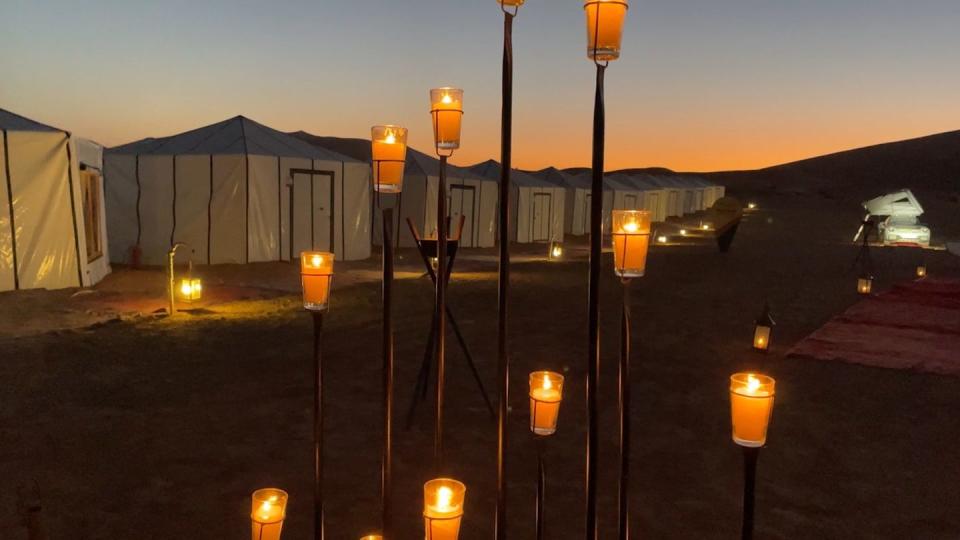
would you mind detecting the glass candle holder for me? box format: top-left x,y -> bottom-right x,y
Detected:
251,488 -> 288,540
753,325 -> 771,351
548,241 -> 564,261
529,371 -> 565,435
359,535 -> 383,540
498,0 -> 525,6
916,264 -> 926,278
301,251 -> 334,311
430,88 -> 464,153
371,125 -> 408,193
179,278 -> 202,302
584,0 -> 629,61
612,210 -> 651,278
857,275 -> 873,295
729,373 -> 775,448
424,478 -> 466,540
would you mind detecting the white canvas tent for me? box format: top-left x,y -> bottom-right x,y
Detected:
1,108 -> 110,291
291,134 -> 497,249
557,169 -> 614,236
104,116 -> 371,266
615,173 -> 670,222
468,160 -> 565,244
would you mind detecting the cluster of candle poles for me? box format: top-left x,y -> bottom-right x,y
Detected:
247,1 -> 782,539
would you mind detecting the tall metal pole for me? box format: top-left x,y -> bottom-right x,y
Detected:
585,62 -> 606,540
435,156 -> 448,466
380,195 -> 395,537
618,279 -> 631,540
312,311 -> 325,540
496,6 -> 515,539
741,447 -> 759,540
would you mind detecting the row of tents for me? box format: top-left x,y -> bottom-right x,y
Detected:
0,109 -> 724,292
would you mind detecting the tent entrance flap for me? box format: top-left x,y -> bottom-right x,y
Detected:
532,192 -> 552,242
448,184 -> 476,247
289,169 -> 334,259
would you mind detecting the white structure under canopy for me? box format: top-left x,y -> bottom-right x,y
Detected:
468,160 -> 565,244
104,116 -> 371,266
1,108 -> 110,291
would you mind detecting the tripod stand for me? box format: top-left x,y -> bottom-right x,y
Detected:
405,216 -> 496,429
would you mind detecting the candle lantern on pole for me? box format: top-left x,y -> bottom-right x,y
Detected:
251,488 -> 288,540
429,87 -> 464,465
371,124 -> 408,539
583,1 -> 629,537
729,373 -> 776,540
300,251 -> 334,540
916,262 -> 927,279
424,478 -> 467,540
179,277 -> 203,302
752,303 -> 775,352
529,370 -> 564,540
611,209 -> 648,540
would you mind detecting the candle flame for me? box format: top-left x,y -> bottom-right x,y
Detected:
311,254 -> 322,267
437,486 -> 453,511
657,235 -> 667,243
680,229 -> 687,236
543,374 -> 552,391
441,94 -> 453,105
747,375 -> 761,392
259,500 -> 273,520
552,246 -> 562,257
702,224 -> 711,230
385,132 -> 397,145
622,221 -> 639,233
180,282 -> 191,296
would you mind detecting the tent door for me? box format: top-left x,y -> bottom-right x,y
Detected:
582,192 -> 591,234
683,191 -> 694,214
532,192 -> 551,242
290,169 -> 334,259
623,193 -> 638,210
448,185 -> 475,247
668,191 -> 678,216
647,192 -> 660,220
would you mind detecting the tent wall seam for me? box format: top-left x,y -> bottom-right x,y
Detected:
2,130 -> 20,290
64,134 -> 84,287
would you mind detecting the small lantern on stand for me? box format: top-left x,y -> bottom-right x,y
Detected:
424,478 -> 466,540
753,303 -> 775,352
300,251 -> 334,540
251,488 -> 288,540
178,260 -> 202,303
548,241 -> 564,261
529,370 -> 565,538
916,262 -> 927,279
429,87 -> 464,464
857,273 -> 873,295
729,373 -> 776,540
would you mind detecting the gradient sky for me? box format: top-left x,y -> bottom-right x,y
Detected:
2,0 -> 958,171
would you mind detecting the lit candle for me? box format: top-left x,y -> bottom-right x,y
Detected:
430,88 -> 464,152
729,373 -> 775,448
679,228 -> 687,236
529,371 -> 565,436
916,264 -> 926,278
424,478 -> 466,540
753,325 -> 771,351
612,210 -> 651,278
301,251 -> 334,311
748,202 -> 757,210
857,276 -> 872,295
359,535 -> 383,540
179,278 -> 202,301
371,125 -> 408,193
584,0 -> 629,61
549,242 -> 563,260
251,488 -> 288,540
657,235 -> 667,244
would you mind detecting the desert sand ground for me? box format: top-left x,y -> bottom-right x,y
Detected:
1,190 -> 959,539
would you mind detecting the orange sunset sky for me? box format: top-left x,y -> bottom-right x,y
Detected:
2,0 -> 958,172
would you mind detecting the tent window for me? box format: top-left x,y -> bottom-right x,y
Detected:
81,170 -> 103,262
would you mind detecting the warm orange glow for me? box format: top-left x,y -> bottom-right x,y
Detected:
584,0 -> 629,61
529,371 -> 564,436
251,489 -> 288,540
424,479 -> 466,540
753,325 -> 771,351
371,125 -> 408,193
858,277 -> 873,295
612,210 -> 651,278
301,251 -> 334,311
179,278 -> 202,302
430,88 -> 463,153
729,373 -> 775,448
916,265 -> 927,278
